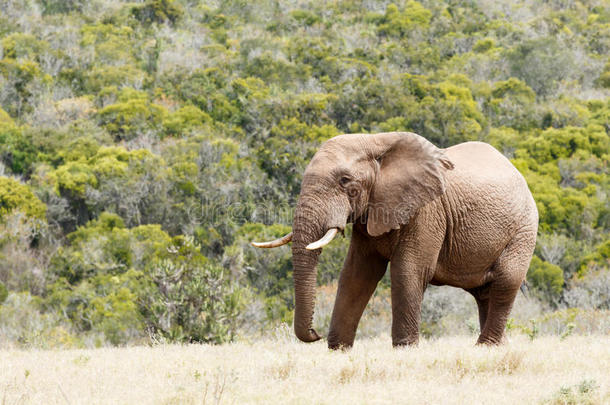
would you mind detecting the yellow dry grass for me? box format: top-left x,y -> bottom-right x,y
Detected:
1,335 -> 609,404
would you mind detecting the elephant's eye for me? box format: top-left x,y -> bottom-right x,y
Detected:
339,176 -> 351,186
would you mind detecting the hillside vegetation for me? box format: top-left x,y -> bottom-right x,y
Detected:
0,0 -> 608,347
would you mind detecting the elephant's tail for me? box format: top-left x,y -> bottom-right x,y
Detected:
519,281 -> 530,297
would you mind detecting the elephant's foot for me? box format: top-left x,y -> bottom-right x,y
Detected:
327,331 -> 355,350
476,333 -> 507,345
392,336 -> 419,347
328,342 -> 353,351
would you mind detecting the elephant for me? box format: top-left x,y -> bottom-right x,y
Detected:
252,132 -> 538,349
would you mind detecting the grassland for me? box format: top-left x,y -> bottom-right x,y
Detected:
1,334 -> 608,404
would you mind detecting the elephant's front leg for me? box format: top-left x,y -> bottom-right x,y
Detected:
328,232 -> 388,350
389,260 -> 427,346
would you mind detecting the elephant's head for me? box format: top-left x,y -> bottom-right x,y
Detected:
252,132 -> 454,342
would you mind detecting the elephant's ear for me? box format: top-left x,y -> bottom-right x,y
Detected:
366,132 -> 454,237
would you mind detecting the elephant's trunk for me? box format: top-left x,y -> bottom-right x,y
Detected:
292,244 -> 322,342
291,182 -> 350,343
291,197 -> 323,342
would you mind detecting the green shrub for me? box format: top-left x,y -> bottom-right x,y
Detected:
45,270 -> 146,345
132,0 -> 183,26
377,2 -> 432,37
0,177 -> 46,221
0,58 -> 51,116
0,108 -> 12,124
163,105 -> 211,136
1,33 -> 48,59
40,0 -> 85,15
0,123 -> 38,175
143,256 -> 244,343
98,99 -> 167,140
473,38 -> 495,53
507,37 -> 576,97
290,10 -> 320,26
0,281 -> 7,304
579,240 -> 610,274
83,65 -> 147,93
527,256 -> 564,302
0,292 -> 82,348
48,216 -> 243,344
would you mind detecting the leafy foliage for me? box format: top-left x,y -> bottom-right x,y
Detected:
0,0 -> 607,346
527,256 -> 565,302
45,213 -> 244,345
0,177 -> 46,220
0,281 -> 7,304
132,0 -> 184,26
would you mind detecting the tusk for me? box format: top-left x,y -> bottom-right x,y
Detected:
306,228 -> 338,250
251,232 -> 292,248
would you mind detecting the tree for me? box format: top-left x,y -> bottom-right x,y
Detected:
507,38 -> 576,97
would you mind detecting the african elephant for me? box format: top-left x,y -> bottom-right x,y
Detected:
252,132 -> 538,348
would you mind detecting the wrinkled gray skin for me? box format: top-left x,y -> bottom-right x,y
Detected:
290,132 -> 538,348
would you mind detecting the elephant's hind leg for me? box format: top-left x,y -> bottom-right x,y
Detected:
477,229 -> 536,345
466,284 -> 490,333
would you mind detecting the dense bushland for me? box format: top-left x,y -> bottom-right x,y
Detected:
0,0 -> 608,347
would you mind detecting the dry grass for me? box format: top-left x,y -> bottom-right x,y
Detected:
1,335 -> 609,404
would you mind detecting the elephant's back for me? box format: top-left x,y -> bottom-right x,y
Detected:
445,142 -> 521,185
445,142 -> 532,204
444,141 -> 537,223
435,142 -> 538,282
